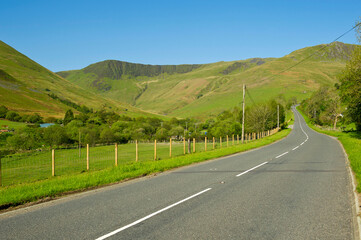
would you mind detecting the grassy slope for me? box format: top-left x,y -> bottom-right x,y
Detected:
298,107 -> 361,192
0,128 -> 291,209
0,41 -> 164,119
60,42 -> 355,119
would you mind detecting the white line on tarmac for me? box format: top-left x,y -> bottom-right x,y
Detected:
236,162 -> 268,177
292,146 -> 299,151
95,188 -> 212,240
275,151 -> 289,158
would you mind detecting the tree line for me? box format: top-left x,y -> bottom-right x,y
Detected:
2,98 -> 287,152
301,21 -> 361,131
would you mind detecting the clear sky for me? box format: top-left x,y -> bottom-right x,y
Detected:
1,0 -> 360,72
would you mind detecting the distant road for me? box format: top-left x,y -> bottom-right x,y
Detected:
0,108 -> 357,239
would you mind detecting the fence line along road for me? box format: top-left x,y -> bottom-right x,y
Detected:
0,128 -> 279,187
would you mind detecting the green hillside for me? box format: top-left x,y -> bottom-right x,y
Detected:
0,41 -> 162,119
59,41 -> 357,119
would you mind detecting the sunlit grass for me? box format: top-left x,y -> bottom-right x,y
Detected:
0,129 -> 291,208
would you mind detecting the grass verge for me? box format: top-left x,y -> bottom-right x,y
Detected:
0,129 -> 290,210
297,107 -> 361,192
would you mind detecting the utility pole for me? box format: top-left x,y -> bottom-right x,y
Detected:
277,104 -> 280,129
241,84 -> 245,144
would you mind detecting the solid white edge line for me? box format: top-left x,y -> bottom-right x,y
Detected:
300,142 -> 304,145
236,162 -> 268,177
292,146 -> 299,151
95,188 -> 212,240
275,151 -> 289,159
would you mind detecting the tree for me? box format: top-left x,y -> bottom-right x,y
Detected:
339,46 -> 361,130
28,113 -> 43,123
65,120 -> 84,143
169,126 -> 184,139
155,128 -> 169,141
43,125 -> 69,147
0,105 -> 8,118
7,127 -> 42,150
100,127 -> 115,144
63,109 -> 74,126
6,111 -> 19,121
245,104 -> 273,132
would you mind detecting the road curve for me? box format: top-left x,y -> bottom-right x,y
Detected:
0,108 -> 357,239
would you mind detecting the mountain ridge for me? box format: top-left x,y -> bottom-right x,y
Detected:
58,41 -> 358,119
0,40 -> 164,119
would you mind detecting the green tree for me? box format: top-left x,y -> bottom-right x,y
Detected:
6,111 -> 19,121
100,127 -> 115,144
28,113 -> 43,123
65,120 -> 84,143
7,127 -> 42,150
43,125 -> 69,147
0,105 -> 8,118
63,109 -> 74,126
155,128 -> 169,141
339,46 -> 361,130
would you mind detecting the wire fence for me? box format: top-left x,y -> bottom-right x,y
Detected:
0,129 -> 279,187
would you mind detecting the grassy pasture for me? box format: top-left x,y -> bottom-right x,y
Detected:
0,128 -> 291,208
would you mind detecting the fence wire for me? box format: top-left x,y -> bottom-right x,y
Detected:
0,129 -> 279,187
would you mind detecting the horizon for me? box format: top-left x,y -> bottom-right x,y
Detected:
1,0 -> 360,72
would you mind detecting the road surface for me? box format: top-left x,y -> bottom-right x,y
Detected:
0,108 -> 357,239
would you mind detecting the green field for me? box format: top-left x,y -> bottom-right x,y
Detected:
298,107 -> 361,192
0,119 -> 27,130
0,128 -> 290,208
1,135 -> 265,187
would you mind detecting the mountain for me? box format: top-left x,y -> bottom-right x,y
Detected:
59,41 -> 357,119
0,41 -> 160,119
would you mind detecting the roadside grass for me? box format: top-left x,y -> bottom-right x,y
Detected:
297,107 -> 361,192
0,129 -> 291,209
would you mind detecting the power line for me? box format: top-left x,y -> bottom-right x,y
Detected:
266,22 -> 361,80
246,87 -> 256,106
243,23 -> 360,107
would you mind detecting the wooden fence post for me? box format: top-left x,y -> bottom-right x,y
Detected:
183,138 -> 186,154
237,134 -> 239,144
205,137 -> 207,152
154,139 -> 157,160
51,149 -> 55,177
52,149 -> 55,177
193,138 -> 196,153
220,137 -> 222,148
232,135 -> 234,145
227,135 -> 229,147
188,139 -> 191,153
213,137 -> 215,150
136,140 -> 138,162
115,143 -> 118,166
87,144 -> 89,170
170,138 -> 172,157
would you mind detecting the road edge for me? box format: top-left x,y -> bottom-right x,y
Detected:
337,138 -> 361,240
296,107 -> 361,240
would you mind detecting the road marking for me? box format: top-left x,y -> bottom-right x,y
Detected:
300,142 -> 304,145
236,162 -> 268,177
275,151 -> 289,158
292,146 -> 299,151
95,188 -> 212,240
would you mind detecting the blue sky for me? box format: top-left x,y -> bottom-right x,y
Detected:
1,0 -> 360,72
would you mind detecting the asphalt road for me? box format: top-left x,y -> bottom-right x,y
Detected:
0,108 -> 357,239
